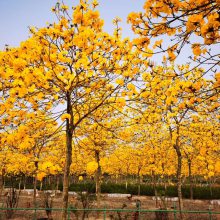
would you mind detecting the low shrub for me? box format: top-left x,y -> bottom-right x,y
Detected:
3,177 -> 220,199
65,182 -> 220,199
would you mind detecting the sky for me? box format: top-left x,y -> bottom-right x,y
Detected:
0,0 -> 145,49
0,0 -> 218,77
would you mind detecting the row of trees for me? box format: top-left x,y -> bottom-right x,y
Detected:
0,103 -> 219,203
0,0 -> 219,219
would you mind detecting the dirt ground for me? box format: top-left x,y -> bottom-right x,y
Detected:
0,191 -> 220,220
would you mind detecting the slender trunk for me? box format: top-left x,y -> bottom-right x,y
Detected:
170,124 -> 183,220
137,169 -> 141,196
33,161 -> 38,207
62,128 -> 72,220
188,159 -> 193,200
153,172 -> 158,207
18,178 -> 21,191
0,173 -> 3,191
56,175 -> 59,192
82,211 -> 86,220
0,168 -> 5,191
33,176 -> 37,206
0,172 -> 3,202
209,180 -> 213,198
95,150 -> 101,206
48,212 -> 53,220
40,181 -> 43,191
176,148 -> 183,220
164,177 -> 167,192
62,124 -> 73,219
48,176 -> 51,186
62,93 -> 73,220
24,175 -> 26,190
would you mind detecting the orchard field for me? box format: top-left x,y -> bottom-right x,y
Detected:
0,0 -> 219,219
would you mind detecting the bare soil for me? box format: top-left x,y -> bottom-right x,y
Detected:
0,191 -> 220,220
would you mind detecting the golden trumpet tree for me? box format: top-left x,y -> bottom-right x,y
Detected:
1,112 -> 62,204
128,0 -> 220,79
138,64 -> 214,214
0,1 -> 142,217
179,111 -> 220,199
75,106 -> 124,204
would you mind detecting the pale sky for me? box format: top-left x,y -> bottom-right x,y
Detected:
0,0 -> 218,77
0,0 -> 145,49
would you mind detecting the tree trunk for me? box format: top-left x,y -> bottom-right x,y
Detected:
48,176 -> 51,186
62,124 -> 73,220
56,175 -> 59,192
48,212 -> 53,220
176,148 -> 183,220
24,175 -> 26,190
18,178 -> 21,191
62,93 -> 73,220
188,159 -> 193,200
153,172 -> 158,207
33,176 -> 37,206
164,177 -> 167,192
40,181 -> 43,191
0,174 -> 3,191
171,124 -> 183,220
209,180 -> 213,198
95,150 -> 101,206
137,170 -> 141,196
33,161 -> 38,207
0,168 -> 5,191
0,174 -> 3,202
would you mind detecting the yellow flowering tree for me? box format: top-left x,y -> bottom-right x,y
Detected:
0,1 -> 142,218
138,64 -> 214,214
75,106 -> 123,204
128,0 -> 220,80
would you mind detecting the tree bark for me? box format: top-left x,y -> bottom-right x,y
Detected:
0,170 -> 5,206
33,161 -> 38,207
0,173 -> 3,191
24,175 -> 26,190
62,93 -> 73,220
40,181 -> 43,191
33,176 -> 37,206
18,178 -> 21,191
188,159 -> 193,200
176,148 -> 183,220
95,150 -> 101,206
209,180 -> 213,198
0,168 -> 5,191
56,175 -> 59,192
170,124 -> 183,220
152,172 -> 158,207
137,169 -> 141,196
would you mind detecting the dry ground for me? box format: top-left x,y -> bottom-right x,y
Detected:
0,191 -> 220,220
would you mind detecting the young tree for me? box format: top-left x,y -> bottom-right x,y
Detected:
1,111 -> 62,205
138,64 -> 213,217
1,1 -> 141,218
76,104 -> 129,204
